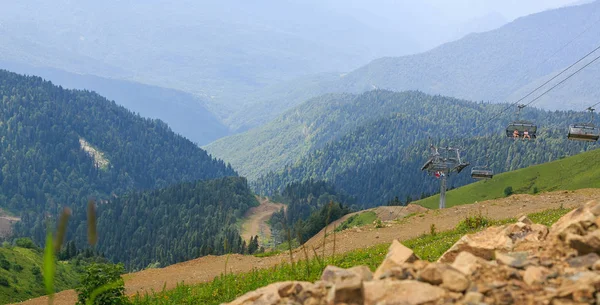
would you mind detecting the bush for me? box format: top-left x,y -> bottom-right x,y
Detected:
0,277 -> 9,287
14,237 -> 38,249
504,186 -> 513,197
76,262 -> 130,305
0,259 -> 10,270
12,263 -> 23,272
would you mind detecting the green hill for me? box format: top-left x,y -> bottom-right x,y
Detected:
0,69 -> 236,244
0,243 -> 80,305
416,147 -> 600,209
207,90 -> 596,208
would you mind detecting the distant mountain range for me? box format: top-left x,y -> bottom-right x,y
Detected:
229,0 -> 600,131
0,61 -> 229,146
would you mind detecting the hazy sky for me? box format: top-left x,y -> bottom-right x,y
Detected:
310,0 -> 588,54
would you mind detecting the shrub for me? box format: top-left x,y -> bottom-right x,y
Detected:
430,223 -> 437,236
12,263 -> 23,272
76,262 -> 130,305
31,265 -> 41,275
0,259 -> 10,270
504,186 -> 513,197
0,277 -> 9,287
14,237 -> 38,249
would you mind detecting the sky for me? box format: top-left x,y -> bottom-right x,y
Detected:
320,0 -> 588,53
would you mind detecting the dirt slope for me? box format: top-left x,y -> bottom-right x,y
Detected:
14,188 -> 600,305
240,196 -> 285,246
0,209 -> 19,239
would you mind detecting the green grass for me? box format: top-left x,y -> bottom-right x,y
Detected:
0,245 -> 81,305
416,148 -> 600,209
335,211 -> 378,232
130,208 -> 572,305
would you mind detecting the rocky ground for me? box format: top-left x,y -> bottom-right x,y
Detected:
225,199 -> 600,305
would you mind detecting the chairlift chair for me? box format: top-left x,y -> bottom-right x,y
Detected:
505,105 -> 537,140
567,108 -> 599,142
471,166 -> 493,180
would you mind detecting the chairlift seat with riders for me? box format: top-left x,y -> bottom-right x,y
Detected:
505,105 -> 537,139
505,121 -> 537,139
567,108 -> 599,142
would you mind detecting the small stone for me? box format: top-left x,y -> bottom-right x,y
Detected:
373,240 -> 419,279
463,291 -> 484,304
593,259 -> 600,271
452,251 -> 484,276
495,251 -> 531,269
418,263 -> 470,292
567,230 -> 600,255
518,215 -> 534,225
566,253 -> 600,269
347,265 -> 373,281
319,266 -> 364,304
523,266 -> 549,286
378,265 -> 416,280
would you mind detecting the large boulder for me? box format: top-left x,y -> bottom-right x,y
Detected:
550,201 -> 600,241
363,279 -> 446,305
320,265 -> 372,304
225,281 -> 315,305
439,220 -> 548,263
373,239 -> 419,279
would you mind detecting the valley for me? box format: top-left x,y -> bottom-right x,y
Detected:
240,197 -> 285,247
14,188 -> 598,305
2,1 -> 600,304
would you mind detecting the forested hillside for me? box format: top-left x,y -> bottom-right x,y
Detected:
247,90 -> 597,207
0,61 -> 230,145
68,177 -> 258,270
0,69 -> 236,244
268,179 -> 355,246
228,1 -> 600,130
207,90 -> 595,181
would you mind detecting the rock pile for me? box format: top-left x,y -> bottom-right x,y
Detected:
225,200 -> 600,305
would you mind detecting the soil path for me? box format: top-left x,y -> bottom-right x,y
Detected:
15,188 -> 600,305
240,196 -> 285,245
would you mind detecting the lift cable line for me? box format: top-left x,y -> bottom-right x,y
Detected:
479,43 -> 600,130
418,24 -> 600,209
520,52 -> 600,109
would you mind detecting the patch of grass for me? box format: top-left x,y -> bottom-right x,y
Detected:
0,246 -> 81,304
335,211 -> 378,232
415,148 -> 600,209
131,208 -> 568,305
528,207 -> 572,227
253,250 -> 282,258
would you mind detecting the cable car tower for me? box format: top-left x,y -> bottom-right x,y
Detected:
421,145 -> 469,209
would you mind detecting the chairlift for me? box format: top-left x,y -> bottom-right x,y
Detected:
471,166 -> 493,180
505,104 -> 537,140
567,107 -> 599,142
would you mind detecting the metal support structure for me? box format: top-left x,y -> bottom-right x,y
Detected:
421,144 -> 469,209
439,173 -> 447,209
